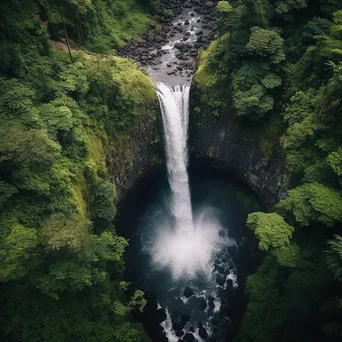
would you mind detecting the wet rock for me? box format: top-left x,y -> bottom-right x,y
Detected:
155,308 -> 167,324
173,321 -> 186,331
154,35 -> 163,43
196,30 -> 204,36
199,297 -> 207,311
175,330 -> 184,337
226,278 -> 234,292
183,333 -> 195,342
205,1 -> 215,8
175,42 -> 185,49
184,20 -> 190,25
184,2 -> 192,8
216,274 -> 226,286
199,327 -> 208,339
183,286 -> 194,298
218,266 -> 225,274
222,254 -> 229,263
185,31 -> 191,36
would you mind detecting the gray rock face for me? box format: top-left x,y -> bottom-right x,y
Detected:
106,111 -> 162,202
189,92 -> 287,208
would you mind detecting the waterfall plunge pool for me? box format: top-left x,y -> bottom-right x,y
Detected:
116,163 -> 262,342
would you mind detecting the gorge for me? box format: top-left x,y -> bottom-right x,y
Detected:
116,5 -> 263,340
1,1 -> 342,342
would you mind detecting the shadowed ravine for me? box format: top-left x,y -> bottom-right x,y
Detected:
121,3 -> 258,342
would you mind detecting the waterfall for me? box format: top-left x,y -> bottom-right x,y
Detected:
149,82 -> 234,280
156,82 -> 193,233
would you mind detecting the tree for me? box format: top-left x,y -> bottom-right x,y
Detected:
0,222 -> 38,282
40,213 -> 90,253
327,148 -> 342,177
215,1 -> 241,32
232,62 -> 282,118
91,178 -> 117,232
326,234 -> 342,281
273,0 -> 308,15
247,212 -> 295,251
273,243 -> 300,267
277,183 -> 342,227
246,27 -> 285,64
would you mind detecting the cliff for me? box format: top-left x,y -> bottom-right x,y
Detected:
106,107 -> 162,201
189,87 -> 287,208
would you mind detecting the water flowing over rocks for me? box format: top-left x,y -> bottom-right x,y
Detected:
113,3 -> 285,339
119,0 -> 219,84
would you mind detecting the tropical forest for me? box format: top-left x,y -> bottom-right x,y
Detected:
0,0 -> 341,341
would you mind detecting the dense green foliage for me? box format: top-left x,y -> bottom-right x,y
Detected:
0,0 -> 157,340
195,0 -> 342,340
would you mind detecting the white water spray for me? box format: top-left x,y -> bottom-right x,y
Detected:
149,83 -> 233,279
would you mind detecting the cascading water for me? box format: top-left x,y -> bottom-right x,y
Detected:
151,82 -> 234,280
117,4 -> 262,341
122,82 -> 260,341
156,83 -> 193,232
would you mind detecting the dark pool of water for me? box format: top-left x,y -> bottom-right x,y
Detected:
116,163 -> 262,342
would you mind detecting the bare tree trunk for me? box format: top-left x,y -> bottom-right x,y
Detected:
59,5 -> 73,63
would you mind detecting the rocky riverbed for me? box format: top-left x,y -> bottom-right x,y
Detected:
119,0 -> 219,84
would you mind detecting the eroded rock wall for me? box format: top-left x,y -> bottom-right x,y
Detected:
106,105 -> 162,201
189,92 -> 287,208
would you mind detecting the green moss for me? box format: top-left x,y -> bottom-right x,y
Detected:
72,173 -> 88,218
193,34 -> 231,115
84,128 -> 107,177
194,37 -> 226,91
247,111 -> 284,163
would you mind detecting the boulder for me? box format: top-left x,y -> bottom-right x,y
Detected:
216,274 -> 226,286
173,321 -> 186,331
199,327 -> 208,339
183,333 -> 195,342
183,286 -> 194,298
204,1 -> 215,7
154,35 -> 163,43
175,330 -> 184,337
175,42 -> 185,49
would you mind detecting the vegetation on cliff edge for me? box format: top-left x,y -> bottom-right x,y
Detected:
0,0 -> 157,340
194,0 -> 342,340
